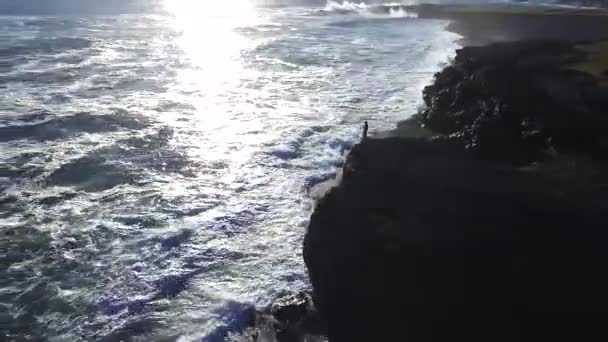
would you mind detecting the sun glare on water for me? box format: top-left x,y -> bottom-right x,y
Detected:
164,0 -> 255,19
162,0 -> 261,163
163,0 -> 258,91
163,0 -> 256,62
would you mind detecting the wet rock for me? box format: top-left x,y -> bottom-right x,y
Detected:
271,292 -> 323,339
232,292 -> 325,342
270,293 -> 310,325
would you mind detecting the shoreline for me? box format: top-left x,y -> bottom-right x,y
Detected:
386,3 -> 608,139
301,5 -> 608,342
236,6 -> 608,341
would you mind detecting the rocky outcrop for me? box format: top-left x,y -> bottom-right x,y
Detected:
420,40 -> 608,165
231,293 -> 324,342
304,40 -> 608,342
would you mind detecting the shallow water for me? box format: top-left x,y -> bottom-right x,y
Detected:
0,2 -> 458,340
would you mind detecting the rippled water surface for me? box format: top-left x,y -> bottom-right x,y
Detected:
0,2 -> 458,340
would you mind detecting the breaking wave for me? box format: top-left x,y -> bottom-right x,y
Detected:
0,112 -> 150,142
317,1 -> 418,17
0,37 -> 92,57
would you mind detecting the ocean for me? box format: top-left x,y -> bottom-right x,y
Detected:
0,1 -> 458,340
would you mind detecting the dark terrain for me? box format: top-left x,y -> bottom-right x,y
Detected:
304,38 -> 608,342
236,7 -> 608,342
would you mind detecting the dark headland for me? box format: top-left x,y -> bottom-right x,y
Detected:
234,5 -> 608,342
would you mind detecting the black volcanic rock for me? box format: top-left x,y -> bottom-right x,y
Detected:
232,292 -> 324,342
304,40 -> 608,342
305,137 -> 608,342
419,40 -> 608,165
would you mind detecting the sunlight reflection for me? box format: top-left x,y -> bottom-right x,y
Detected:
163,0 -> 263,166
164,0 -> 255,19
164,0 -> 256,78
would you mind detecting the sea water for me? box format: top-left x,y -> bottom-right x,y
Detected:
0,1 -> 458,340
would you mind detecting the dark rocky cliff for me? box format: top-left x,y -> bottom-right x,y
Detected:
304,40 -> 608,342
420,40 -> 608,164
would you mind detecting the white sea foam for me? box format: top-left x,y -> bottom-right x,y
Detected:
320,1 -> 418,18
0,3 -> 459,341
323,1 -> 369,13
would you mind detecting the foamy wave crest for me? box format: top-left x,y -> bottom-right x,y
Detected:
319,1 -> 418,18
323,1 -> 369,14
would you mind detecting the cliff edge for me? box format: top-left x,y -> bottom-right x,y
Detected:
304,39 -> 608,342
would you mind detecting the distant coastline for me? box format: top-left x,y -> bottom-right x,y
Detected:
414,3 -> 608,46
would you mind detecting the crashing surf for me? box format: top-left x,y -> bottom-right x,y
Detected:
317,1 -> 418,17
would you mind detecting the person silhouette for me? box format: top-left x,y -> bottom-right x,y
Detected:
362,121 -> 369,140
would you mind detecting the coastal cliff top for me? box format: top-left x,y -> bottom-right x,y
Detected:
414,4 -> 608,46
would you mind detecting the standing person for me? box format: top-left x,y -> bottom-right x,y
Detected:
362,121 -> 369,140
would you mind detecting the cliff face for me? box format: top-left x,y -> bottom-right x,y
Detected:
304,40 -> 608,342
